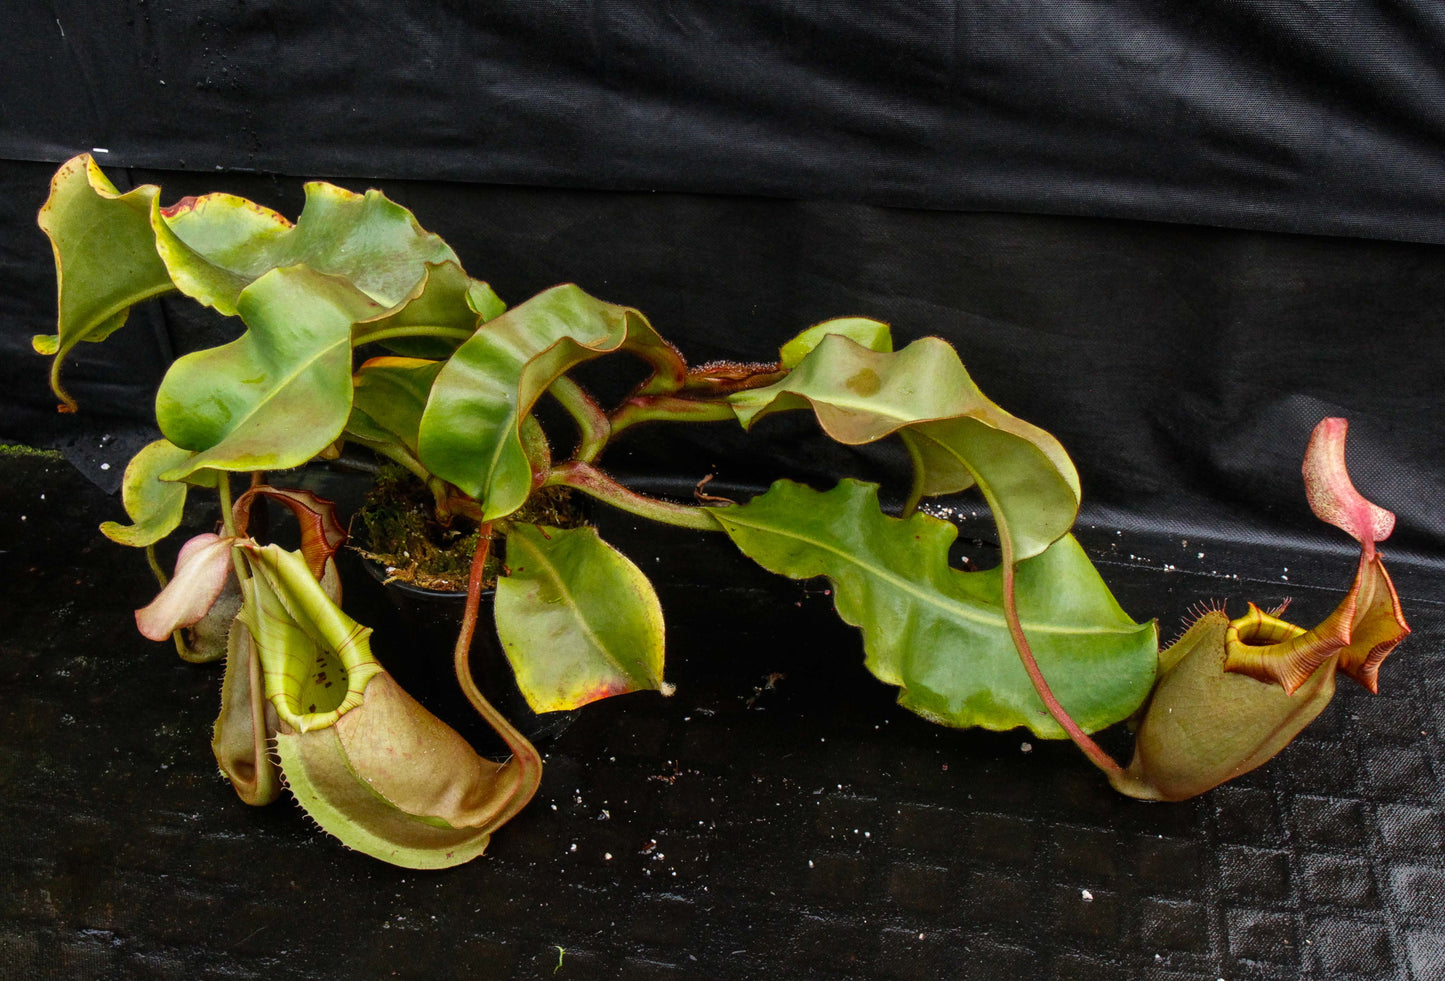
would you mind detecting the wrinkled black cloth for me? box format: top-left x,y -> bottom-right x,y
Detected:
7,1 -> 1445,242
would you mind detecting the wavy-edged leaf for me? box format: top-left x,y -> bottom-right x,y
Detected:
35,154 -> 176,408
155,266 -> 380,478
496,524 -> 666,712
780,316 -> 893,368
901,417 -> 1080,563
152,180 -> 458,315
100,438 -> 211,547
730,334 -> 1078,561
352,261 -> 503,359
1111,611 -> 1339,802
716,479 -> 1156,737
419,284 -> 678,520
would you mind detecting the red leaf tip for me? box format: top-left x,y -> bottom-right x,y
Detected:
1302,418 -> 1395,552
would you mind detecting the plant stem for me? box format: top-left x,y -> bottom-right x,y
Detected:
545,461 -> 724,531
353,324 -> 474,348
608,394 -> 737,438
453,525 -> 543,826
144,544 -> 169,589
999,543 -> 1125,779
629,338 -> 690,396
217,472 -> 236,537
548,376 -> 611,463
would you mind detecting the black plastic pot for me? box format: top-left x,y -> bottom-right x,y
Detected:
340,547 -> 579,758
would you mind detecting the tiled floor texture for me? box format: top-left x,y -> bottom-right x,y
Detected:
2,454 -> 1441,980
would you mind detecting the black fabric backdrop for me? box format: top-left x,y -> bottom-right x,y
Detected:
3,0 -> 1444,556
4,7 -> 1445,980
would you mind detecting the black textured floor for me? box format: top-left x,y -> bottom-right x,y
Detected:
2,452 -> 1442,980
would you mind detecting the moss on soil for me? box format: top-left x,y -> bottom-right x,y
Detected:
353,466 -> 586,592
0,444 -> 63,460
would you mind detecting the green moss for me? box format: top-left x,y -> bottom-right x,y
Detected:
353,466 -> 585,592
0,444 -> 63,460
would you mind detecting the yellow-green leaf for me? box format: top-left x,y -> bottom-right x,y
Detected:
36,154 -> 176,408
496,525 -> 666,712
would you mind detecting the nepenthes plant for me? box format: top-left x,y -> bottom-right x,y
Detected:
34,154 -> 1411,867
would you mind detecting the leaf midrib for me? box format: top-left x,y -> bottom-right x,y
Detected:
511,533 -> 625,675
722,513 -> 1133,638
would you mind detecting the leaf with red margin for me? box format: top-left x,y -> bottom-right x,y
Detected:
419,284 -> 685,520
495,524 -> 667,712
729,334 -> 1079,562
150,180 -> 459,315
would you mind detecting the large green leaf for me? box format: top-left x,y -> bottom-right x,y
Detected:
496,524 -> 666,712
715,479 -> 1157,737
418,284 -> 679,520
151,179 -> 459,315
730,334 -> 1078,561
155,266 -> 380,478
34,154 -> 176,408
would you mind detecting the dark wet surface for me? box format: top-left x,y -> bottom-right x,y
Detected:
2,454 -> 1442,980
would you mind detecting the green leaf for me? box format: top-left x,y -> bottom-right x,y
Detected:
780,316 -> 893,368
352,261 -> 502,359
418,284 -> 675,520
496,525 -> 666,712
715,479 -> 1157,737
152,180 -> 459,315
155,266 -> 381,478
348,357 -> 443,457
899,417 -> 1079,563
730,334 -> 1078,561
99,438 -> 207,547
35,154 -> 176,408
